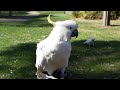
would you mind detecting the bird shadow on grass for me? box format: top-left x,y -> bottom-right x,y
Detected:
0,42 -> 37,79
68,40 -> 120,79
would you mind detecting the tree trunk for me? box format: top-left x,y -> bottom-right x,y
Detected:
103,11 -> 110,26
9,11 -> 13,16
0,11 -> 2,16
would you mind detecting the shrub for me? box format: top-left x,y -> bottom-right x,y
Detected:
84,11 -> 102,19
110,11 -> 120,20
72,11 -> 80,18
72,11 -> 120,20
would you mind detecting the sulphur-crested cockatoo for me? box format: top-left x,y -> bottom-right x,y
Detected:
35,14 -> 78,79
84,37 -> 96,46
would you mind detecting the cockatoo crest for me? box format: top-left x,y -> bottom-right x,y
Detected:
48,14 -> 78,39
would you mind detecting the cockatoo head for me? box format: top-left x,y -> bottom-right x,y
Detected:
47,14 -> 78,38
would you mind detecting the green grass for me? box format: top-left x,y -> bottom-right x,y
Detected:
0,11 -> 120,79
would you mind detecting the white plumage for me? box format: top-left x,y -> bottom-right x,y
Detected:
84,37 -> 96,46
35,14 -> 78,79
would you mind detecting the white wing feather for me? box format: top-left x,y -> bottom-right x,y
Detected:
36,38 -> 71,75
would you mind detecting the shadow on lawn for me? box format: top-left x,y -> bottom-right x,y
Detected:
0,14 -> 49,19
20,14 -> 56,27
68,40 -> 120,79
0,40 -> 120,79
0,42 -> 37,79
0,14 -> 54,27
110,25 -> 120,27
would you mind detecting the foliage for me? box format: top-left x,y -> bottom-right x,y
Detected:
72,11 -> 80,18
72,11 -> 120,20
110,11 -> 120,20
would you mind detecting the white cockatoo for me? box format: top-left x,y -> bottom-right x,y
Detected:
84,37 -> 96,46
35,14 -> 78,79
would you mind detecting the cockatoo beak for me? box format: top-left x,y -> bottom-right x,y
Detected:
71,29 -> 78,38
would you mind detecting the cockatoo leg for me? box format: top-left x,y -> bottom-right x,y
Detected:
36,68 -> 57,79
60,68 -> 66,79
36,67 -> 46,79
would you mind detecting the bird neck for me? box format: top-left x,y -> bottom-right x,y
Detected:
48,27 -> 71,42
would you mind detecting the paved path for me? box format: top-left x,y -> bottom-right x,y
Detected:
0,11 -> 40,22
26,11 -> 40,16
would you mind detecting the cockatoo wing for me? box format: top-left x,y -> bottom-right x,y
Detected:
36,39 -> 71,75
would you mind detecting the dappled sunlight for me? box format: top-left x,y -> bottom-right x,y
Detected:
0,43 -> 37,79
0,11 -> 120,79
68,40 -> 120,79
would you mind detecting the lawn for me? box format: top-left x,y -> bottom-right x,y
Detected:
0,11 -> 120,79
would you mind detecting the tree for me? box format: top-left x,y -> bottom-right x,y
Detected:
9,11 -> 13,16
103,11 -> 110,26
0,11 -> 2,16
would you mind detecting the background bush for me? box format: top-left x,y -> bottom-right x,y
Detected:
72,11 -> 120,20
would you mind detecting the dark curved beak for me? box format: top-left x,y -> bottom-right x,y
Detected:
71,29 -> 78,38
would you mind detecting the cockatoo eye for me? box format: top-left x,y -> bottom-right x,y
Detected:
69,27 -> 72,29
